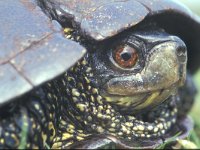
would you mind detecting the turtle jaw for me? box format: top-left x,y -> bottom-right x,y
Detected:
103,40 -> 187,113
103,87 -> 178,115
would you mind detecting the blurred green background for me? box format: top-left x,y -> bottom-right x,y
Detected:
178,0 -> 200,14
178,0 -> 200,148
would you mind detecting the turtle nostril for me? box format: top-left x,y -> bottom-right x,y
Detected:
176,46 -> 186,55
176,47 -> 187,63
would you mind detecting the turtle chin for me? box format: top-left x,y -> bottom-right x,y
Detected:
102,86 -> 178,115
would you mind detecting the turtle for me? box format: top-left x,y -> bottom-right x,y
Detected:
0,0 -> 200,149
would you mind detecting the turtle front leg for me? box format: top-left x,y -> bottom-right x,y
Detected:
0,93 -> 56,149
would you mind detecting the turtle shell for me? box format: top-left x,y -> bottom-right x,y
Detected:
40,0 -> 200,74
0,0 -> 199,148
0,0 -> 86,105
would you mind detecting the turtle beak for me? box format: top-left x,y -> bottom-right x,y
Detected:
103,37 -> 187,112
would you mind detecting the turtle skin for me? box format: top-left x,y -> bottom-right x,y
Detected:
0,25 -> 196,149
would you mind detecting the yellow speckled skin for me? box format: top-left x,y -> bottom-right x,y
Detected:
0,27 -> 195,149
0,57 -> 178,149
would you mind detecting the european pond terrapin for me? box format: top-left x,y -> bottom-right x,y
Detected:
0,0 -> 200,149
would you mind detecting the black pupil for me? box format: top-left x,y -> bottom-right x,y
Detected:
120,52 -> 132,61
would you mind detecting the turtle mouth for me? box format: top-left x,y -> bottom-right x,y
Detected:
102,85 -> 178,115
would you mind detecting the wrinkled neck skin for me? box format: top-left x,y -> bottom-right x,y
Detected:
59,56 -> 177,138
51,26 -> 187,146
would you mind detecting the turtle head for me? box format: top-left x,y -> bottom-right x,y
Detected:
89,27 -> 187,114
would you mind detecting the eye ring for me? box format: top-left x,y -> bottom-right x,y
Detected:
113,45 -> 138,68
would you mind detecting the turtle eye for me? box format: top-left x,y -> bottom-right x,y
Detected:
113,45 -> 138,68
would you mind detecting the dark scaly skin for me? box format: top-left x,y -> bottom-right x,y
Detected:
0,87 -> 58,148
0,55 -> 180,149
0,27 -> 195,149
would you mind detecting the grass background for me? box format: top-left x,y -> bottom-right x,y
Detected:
178,0 -> 200,148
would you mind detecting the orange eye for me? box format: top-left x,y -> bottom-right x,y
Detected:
114,45 -> 138,68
